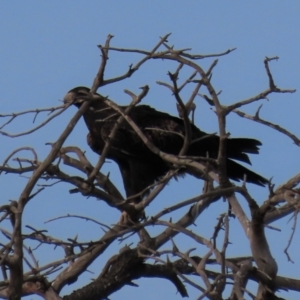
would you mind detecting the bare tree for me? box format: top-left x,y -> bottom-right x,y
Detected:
0,34 -> 299,300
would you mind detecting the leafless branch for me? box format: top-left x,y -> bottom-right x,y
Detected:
0,105 -> 69,138
233,107 -> 300,146
1,35 -> 299,300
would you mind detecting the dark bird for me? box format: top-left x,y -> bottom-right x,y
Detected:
64,86 -> 267,202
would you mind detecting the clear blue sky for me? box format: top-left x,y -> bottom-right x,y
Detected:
1,2 -> 300,299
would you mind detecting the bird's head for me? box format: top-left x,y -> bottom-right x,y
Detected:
63,86 -> 91,108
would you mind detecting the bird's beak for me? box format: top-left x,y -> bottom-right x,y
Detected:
63,91 -> 77,105
63,87 -> 90,107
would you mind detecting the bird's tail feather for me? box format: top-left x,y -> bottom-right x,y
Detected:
226,159 -> 268,186
227,138 -> 262,164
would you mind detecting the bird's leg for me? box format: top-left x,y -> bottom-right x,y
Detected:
119,210 -> 134,225
119,210 -> 145,225
119,199 -> 145,225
